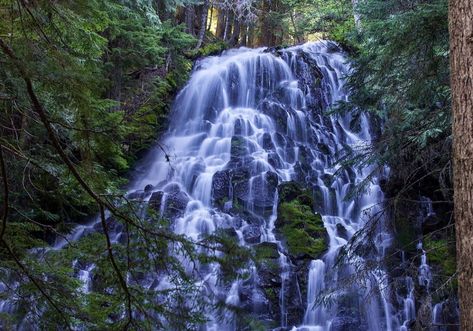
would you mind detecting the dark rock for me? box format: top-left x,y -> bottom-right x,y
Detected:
249,172 -> 279,216
233,210 -> 265,227
261,101 -> 288,134
211,170 -> 231,207
231,135 -> 249,159
148,191 -> 164,212
163,190 -> 190,219
330,316 -> 363,331
336,223 -> 349,240
127,190 -> 145,201
144,184 -> 154,192
262,132 -> 275,150
243,225 -> 262,244
220,227 -> 238,239
163,183 -> 181,194
317,143 -> 330,155
254,242 -> 279,260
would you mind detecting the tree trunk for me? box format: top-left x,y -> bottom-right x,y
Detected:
207,5 -> 213,31
157,0 -> 169,21
185,6 -> 195,35
216,8 -> 226,39
229,17 -> 240,46
247,25 -> 255,47
290,10 -> 302,44
239,24 -> 248,46
195,0 -> 209,49
351,0 -> 361,30
449,0 -> 473,329
223,11 -> 233,41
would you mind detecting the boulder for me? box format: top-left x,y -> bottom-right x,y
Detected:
163,190 -> 190,219
243,225 -> 262,244
148,191 -> 164,212
211,170 -> 231,208
275,182 -> 328,260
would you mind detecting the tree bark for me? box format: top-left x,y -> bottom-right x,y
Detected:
223,11 -> 233,41
239,24 -> 248,46
290,10 -> 302,44
185,5 -> 195,35
195,0 -> 209,49
229,17 -> 240,46
216,8 -> 226,39
449,0 -> 473,329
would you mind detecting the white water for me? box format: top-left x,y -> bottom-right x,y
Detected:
0,41 -> 454,330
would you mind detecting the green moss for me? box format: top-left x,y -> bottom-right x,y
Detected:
278,200 -> 327,258
424,237 -> 456,278
278,181 -> 313,205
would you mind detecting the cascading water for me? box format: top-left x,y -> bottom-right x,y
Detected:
2,41 -> 453,330
129,41 -> 399,330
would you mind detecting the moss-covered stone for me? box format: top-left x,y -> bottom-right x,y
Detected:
277,200 -> 327,259
275,182 -> 328,259
278,181 -> 313,206
424,237 -> 456,279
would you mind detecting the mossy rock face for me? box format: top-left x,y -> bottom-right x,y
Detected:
424,236 -> 457,287
278,181 -> 313,206
276,182 -> 328,260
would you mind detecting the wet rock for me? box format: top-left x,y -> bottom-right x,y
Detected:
268,152 -> 284,169
262,132 -> 275,150
233,210 -> 265,227
163,183 -> 181,194
261,101 -> 288,133
298,145 -> 313,172
163,190 -> 190,219
317,142 -> 331,155
281,271 -> 305,326
250,172 -> 279,216
330,316 -> 363,331
220,227 -> 238,239
243,225 -> 262,244
254,242 -> 279,260
336,223 -> 349,240
126,190 -> 145,201
211,170 -> 231,208
148,191 -> 164,213
144,184 -> 154,192
231,135 -> 249,159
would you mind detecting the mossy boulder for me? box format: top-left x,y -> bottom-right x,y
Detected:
424,235 -> 457,288
276,182 -> 328,260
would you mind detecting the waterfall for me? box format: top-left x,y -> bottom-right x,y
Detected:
2,41 -> 436,330
130,40 -> 398,330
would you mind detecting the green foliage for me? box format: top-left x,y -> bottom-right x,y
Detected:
340,0 -> 451,197
287,0 -> 355,43
0,0 -> 209,328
